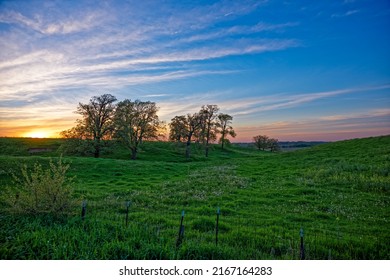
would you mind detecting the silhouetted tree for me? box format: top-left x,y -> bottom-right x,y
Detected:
253,135 -> 280,152
268,138 -> 280,152
66,94 -> 117,158
253,135 -> 269,151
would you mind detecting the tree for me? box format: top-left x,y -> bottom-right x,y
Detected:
114,99 -> 162,160
184,113 -> 203,158
216,113 -> 236,149
169,113 -> 203,158
268,138 -> 280,152
74,94 -> 117,158
169,115 -> 188,142
199,105 -> 219,157
253,135 -> 280,152
253,135 -> 269,151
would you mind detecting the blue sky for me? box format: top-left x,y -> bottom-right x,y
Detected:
0,0 -> 389,141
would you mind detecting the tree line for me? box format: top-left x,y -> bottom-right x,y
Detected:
169,105 -> 236,158
61,94 -> 237,160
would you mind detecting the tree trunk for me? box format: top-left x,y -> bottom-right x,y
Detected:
94,138 -> 100,158
205,125 -> 211,157
185,133 -> 193,159
131,147 -> 137,160
185,140 -> 191,159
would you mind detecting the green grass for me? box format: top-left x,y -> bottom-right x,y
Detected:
0,136 -> 389,259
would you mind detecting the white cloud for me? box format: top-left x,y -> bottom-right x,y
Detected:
0,10 -> 104,35
0,37 -> 297,99
332,10 -> 359,18
211,85 -> 390,117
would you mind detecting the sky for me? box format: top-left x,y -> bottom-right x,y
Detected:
0,0 -> 389,141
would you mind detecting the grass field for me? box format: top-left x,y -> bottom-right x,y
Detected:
0,136 -> 389,260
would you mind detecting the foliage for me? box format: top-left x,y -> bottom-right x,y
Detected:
253,135 -> 269,150
63,94 -> 117,158
114,99 -> 163,160
169,105 -> 235,158
0,136 -> 389,260
198,105 -> 219,157
268,138 -> 280,152
216,113 -> 236,149
169,113 -> 203,159
1,157 -> 77,216
169,115 -> 188,142
253,135 -> 280,152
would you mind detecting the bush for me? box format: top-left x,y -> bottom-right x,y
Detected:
1,157 -> 78,216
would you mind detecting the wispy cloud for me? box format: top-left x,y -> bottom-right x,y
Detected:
143,85 -> 390,124
0,0 -> 388,140
0,38 -> 298,100
0,0 -> 298,106
332,9 -> 359,18
181,21 -> 299,43
320,109 -> 390,121
0,10 -> 104,35
219,85 -> 390,117
236,108 -> 390,141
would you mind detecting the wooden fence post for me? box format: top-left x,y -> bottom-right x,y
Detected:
300,228 -> 305,260
81,200 -> 87,220
176,210 -> 185,247
216,207 -> 220,245
125,201 -> 131,227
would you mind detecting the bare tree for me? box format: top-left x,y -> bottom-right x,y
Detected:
216,113 -> 236,149
73,94 -> 117,158
114,99 -> 162,160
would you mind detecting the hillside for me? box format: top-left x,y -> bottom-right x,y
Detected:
0,136 -> 389,259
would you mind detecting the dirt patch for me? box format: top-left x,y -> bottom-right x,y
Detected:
28,148 -> 53,154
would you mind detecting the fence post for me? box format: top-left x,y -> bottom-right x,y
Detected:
300,228 -> 305,260
176,210 -> 185,247
216,207 -> 220,245
81,200 -> 87,220
125,201 -> 131,227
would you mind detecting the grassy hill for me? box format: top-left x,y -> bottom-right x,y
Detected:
0,136 -> 389,259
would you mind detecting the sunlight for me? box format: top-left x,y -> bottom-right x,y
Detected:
24,131 -> 51,138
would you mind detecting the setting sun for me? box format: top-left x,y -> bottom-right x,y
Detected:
24,131 -> 51,138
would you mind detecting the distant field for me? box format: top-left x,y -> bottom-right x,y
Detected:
0,136 -> 389,259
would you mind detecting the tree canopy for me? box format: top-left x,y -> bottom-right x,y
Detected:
63,96 -> 237,160
66,94 -> 117,158
253,135 -> 280,152
169,105 -> 236,158
216,113 -> 236,150
114,99 -> 162,160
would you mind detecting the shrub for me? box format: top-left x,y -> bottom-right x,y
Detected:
1,157 -> 78,216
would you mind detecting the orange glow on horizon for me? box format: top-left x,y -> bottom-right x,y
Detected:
23,130 -> 56,139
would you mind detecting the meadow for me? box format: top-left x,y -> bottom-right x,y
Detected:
0,136 -> 389,260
